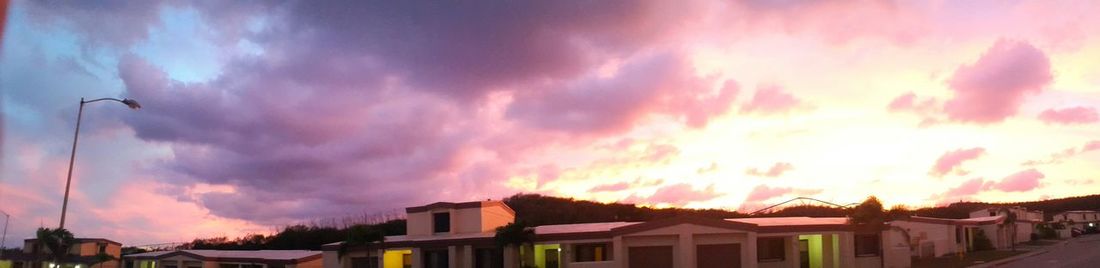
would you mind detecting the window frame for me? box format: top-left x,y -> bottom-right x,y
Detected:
432,212 -> 451,233
855,233 -> 881,257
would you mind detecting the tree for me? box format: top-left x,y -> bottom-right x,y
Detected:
886,204 -> 912,221
999,208 -> 1018,251
338,224 -> 385,258
35,228 -> 75,264
849,196 -> 887,226
494,221 -> 535,268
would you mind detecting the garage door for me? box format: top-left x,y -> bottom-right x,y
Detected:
629,246 -> 674,268
697,244 -> 742,268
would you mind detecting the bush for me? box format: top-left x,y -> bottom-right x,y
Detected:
1036,223 -> 1058,239
972,229 -> 995,251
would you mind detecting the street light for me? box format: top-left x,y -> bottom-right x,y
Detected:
58,98 -> 141,229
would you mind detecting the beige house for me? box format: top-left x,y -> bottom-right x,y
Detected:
968,207 -> 1043,244
122,250 -> 322,268
0,238 -> 122,268
890,215 -> 1009,258
323,200 -> 910,268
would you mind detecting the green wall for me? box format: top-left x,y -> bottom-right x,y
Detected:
798,235 -> 823,268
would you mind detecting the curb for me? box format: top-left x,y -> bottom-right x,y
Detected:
967,239 -> 1073,268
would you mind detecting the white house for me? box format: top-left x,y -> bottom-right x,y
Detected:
322,200 -> 910,268
122,250 -> 322,268
1051,210 -> 1100,232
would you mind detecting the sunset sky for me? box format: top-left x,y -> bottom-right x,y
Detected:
1,0 -> 1099,246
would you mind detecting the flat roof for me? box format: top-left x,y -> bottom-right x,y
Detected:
124,250 -> 321,261
535,222 -> 639,234
25,238 -> 122,246
726,217 -> 848,226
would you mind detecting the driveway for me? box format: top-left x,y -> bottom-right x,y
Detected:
1000,235 -> 1100,267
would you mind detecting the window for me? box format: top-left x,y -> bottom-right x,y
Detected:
163,261 -> 178,268
955,227 -> 963,244
98,243 -> 107,254
184,261 -> 202,268
401,254 -> 412,268
855,234 -> 880,257
351,257 -> 377,268
757,237 -> 785,262
432,212 -> 451,233
989,211 -> 996,217
574,243 -> 610,262
422,249 -> 448,268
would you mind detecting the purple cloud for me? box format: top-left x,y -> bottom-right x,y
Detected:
944,40 -> 1052,124
930,147 -> 985,177
1038,106 -> 1099,125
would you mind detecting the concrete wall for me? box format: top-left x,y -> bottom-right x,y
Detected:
297,258 -> 324,268
890,220 -> 958,257
407,206 -> 514,236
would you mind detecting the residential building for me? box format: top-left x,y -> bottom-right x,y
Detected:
0,238 -> 122,268
322,200 -> 910,268
890,215 -> 1008,258
1051,210 -> 1100,231
968,207 -> 1043,243
122,250 -> 322,268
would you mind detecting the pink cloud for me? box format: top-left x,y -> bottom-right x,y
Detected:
624,183 -> 723,206
1082,140 -> 1100,152
590,182 -> 631,192
944,40 -> 1052,124
987,169 -> 1045,192
739,184 -> 823,212
1038,106 -> 1099,124
931,177 -> 987,204
930,147 -> 986,177
887,92 -> 938,113
745,162 -> 794,177
740,85 -> 804,115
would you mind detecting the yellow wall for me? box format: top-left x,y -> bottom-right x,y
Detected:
1,260 -> 12,268
383,249 -> 411,268
798,235 -> 823,268
532,244 -> 560,268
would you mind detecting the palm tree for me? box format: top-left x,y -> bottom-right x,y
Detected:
494,222 -> 535,268
999,208 -> 1018,251
35,228 -> 75,265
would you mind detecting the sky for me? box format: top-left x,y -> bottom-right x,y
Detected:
1,0 -> 1099,246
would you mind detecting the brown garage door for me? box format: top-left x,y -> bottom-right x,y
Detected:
697,244 -> 742,268
629,246 -> 674,268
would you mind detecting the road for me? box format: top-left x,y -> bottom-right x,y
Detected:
1000,235 -> 1100,268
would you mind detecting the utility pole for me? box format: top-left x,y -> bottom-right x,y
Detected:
1,210 -> 9,259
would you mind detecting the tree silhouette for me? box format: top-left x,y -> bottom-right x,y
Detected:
35,228 -> 75,264
495,221 -> 535,268
998,208 -> 1018,251
849,196 -> 887,226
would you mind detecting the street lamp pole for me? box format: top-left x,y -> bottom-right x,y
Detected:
58,97 -> 141,229
1,209 -> 9,259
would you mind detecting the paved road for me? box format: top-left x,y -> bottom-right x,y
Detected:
1001,235 -> 1100,268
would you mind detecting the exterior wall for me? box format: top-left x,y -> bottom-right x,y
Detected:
553,239 -> 615,268
881,228 -> 910,268
407,212 -> 433,236
297,258 -> 324,268
480,207 -> 514,233
889,221 -> 958,257
453,208 -> 483,234
322,251 -> 339,268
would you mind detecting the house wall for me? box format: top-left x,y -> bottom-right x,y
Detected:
321,251 -> 338,268
480,207 -> 514,233
881,228 -> 910,268
297,258 -> 324,268
889,220 -> 958,257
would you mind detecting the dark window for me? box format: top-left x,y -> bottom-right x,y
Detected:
163,262 -> 178,268
351,257 -> 377,268
126,261 -> 135,268
401,254 -> 411,268
855,234 -> 880,257
423,249 -> 449,268
574,243 -> 610,262
955,227 -> 962,243
433,213 -> 451,233
474,248 -> 503,268
989,211 -> 995,217
757,237 -> 785,262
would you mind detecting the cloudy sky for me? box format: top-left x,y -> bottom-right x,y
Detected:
2,0 -> 1099,245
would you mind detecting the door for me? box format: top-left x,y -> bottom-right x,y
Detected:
696,244 -> 741,268
545,249 -> 560,268
799,239 -> 810,268
629,246 -> 673,268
